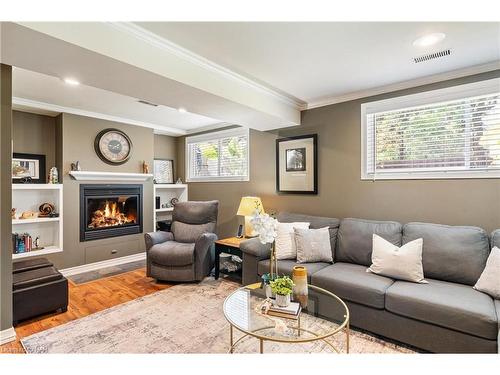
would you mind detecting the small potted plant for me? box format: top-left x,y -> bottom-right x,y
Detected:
261,273 -> 276,298
269,276 -> 295,307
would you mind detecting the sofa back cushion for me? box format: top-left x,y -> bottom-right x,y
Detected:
491,229 -> 500,249
403,223 -> 490,286
276,212 -> 339,260
336,218 -> 402,266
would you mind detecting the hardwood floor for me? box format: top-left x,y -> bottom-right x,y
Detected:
0,267 -> 172,354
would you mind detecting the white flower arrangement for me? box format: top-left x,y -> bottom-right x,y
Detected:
250,210 -> 278,244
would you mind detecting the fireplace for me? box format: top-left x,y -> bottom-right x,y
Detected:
80,184 -> 143,241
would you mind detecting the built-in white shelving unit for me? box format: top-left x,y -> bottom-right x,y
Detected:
12,184 -> 63,260
153,184 -> 188,232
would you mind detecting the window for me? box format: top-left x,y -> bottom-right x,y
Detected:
361,78 -> 500,180
185,127 -> 249,182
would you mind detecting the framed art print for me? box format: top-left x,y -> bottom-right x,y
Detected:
12,153 -> 46,184
276,134 -> 317,194
153,158 -> 174,184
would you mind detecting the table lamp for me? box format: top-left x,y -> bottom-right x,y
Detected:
237,196 -> 264,238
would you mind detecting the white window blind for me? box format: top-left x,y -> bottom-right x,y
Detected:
186,127 -> 249,182
362,78 -> 500,180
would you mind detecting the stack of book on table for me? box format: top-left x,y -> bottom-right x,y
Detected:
267,301 -> 302,320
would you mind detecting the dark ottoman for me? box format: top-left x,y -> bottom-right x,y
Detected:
12,263 -> 68,325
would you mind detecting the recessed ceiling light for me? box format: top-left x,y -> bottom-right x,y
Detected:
178,107 -> 187,113
412,33 -> 446,48
63,77 -> 80,86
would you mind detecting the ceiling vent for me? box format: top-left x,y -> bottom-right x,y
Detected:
137,99 -> 159,107
413,49 -> 451,63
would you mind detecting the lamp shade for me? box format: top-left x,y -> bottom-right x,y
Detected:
237,196 -> 264,216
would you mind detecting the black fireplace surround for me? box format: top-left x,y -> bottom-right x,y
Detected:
80,184 -> 143,242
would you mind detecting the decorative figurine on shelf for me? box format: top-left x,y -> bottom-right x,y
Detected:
48,167 -> 59,184
20,211 -> 36,220
170,197 -> 179,206
143,161 -> 150,174
33,236 -> 43,251
175,178 -> 183,184
11,208 -> 16,219
71,161 -> 81,171
38,203 -> 56,218
20,177 -> 33,184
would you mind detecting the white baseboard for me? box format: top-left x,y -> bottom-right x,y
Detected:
60,252 -> 146,277
0,327 -> 16,345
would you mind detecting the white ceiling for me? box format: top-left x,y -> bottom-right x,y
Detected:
135,22 -> 500,105
12,68 -> 223,135
4,22 -> 499,135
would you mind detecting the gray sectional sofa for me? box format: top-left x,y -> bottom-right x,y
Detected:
240,212 -> 500,353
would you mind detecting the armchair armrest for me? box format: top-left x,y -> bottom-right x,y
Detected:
194,232 -> 218,281
240,238 -> 272,259
144,231 -> 174,251
194,232 -> 218,255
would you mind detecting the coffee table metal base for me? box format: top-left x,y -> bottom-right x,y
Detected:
228,320 -> 350,354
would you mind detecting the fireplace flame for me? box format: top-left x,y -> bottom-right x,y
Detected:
88,199 -> 136,229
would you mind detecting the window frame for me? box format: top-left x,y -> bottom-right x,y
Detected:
360,78 -> 500,180
185,127 -> 250,182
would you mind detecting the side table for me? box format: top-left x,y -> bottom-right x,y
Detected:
214,237 -> 246,282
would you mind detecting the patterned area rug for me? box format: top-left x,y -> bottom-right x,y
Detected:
21,279 -> 415,354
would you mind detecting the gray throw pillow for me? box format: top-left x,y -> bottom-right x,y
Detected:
294,227 -> 333,263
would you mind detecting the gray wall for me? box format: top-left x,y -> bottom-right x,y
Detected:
154,134 -> 177,180
12,110 -> 56,173
49,113 -> 156,269
10,113 -> 178,270
0,64 -> 13,332
178,70 -> 500,238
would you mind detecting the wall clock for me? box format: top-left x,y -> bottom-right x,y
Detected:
94,128 -> 133,165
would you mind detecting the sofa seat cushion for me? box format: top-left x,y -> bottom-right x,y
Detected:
257,259 -> 329,282
386,278 -> 498,340
310,263 -> 394,309
149,241 -> 195,267
495,299 -> 500,332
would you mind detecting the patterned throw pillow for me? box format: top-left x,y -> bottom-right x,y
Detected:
294,227 -> 333,263
275,222 -> 310,260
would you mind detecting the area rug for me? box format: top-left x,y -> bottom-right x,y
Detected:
21,279 -> 415,354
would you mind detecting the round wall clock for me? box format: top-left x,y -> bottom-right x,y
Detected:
94,128 -> 133,165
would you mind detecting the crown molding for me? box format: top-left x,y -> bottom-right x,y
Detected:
306,61 -> 500,109
108,22 -> 306,111
12,97 -> 187,136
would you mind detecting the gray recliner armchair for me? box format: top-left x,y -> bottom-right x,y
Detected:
144,200 -> 219,282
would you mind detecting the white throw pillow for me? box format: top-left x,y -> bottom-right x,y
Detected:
367,234 -> 427,283
275,221 -> 310,260
474,246 -> 500,299
294,227 -> 333,263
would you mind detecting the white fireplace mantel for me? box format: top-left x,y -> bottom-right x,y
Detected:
69,171 -> 154,181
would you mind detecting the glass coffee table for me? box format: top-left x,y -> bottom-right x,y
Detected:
223,282 -> 350,354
